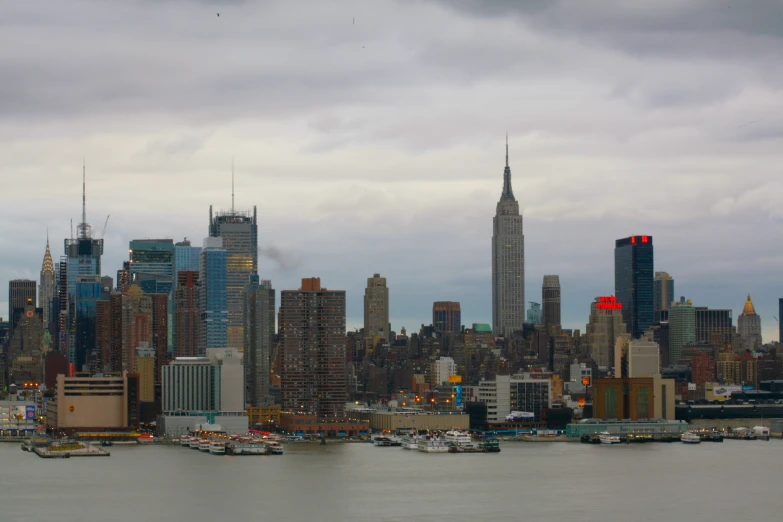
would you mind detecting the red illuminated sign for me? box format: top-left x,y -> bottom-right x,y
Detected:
629,236 -> 650,245
631,236 -> 635,244
597,296 -> 622,310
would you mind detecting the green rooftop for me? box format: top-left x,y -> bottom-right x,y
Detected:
472,323 -> 492,333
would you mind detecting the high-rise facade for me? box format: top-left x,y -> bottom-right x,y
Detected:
56,256 -> 69,353
245,276 -> 275,406
8,280 -> 37,340
279,278 -> 346,418
779,298 -> 783,343
614,235 -> 654,338
526,302 -> 542,325
585,297 -> 628,369
174,271 -> 200,358
542,275 -> 561,334
433,301 -> 461,334
363,273 -> 389,342
668,299 -> 696,366
209,205 -> 258,351
74,275 -> 101,372
113,284 -> 152,375
653,272 -> 674,319
170,239 -> 202,355
695,308 -> 733,345
737,294 -> 762,351
492,139 -> 525,337
129,239 -> 174,294
39,238 -> 57,337
199,238 -> 228,353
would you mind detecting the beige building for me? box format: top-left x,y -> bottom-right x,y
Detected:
136,343 -> 156,403
628,339 -> 660,377
586,297 -> 628,369
363,273 -> 389,344
47,373 -> 138,432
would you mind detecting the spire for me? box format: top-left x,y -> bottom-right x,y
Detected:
231,157 -> 235,214
41,233 -> 54,275
500,136 -> 515,201
742,293 -> 756,316
76,160 -> 92,239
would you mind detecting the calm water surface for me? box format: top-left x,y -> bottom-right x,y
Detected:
1,439 -> 781,521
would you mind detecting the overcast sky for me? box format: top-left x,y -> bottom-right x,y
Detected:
2,0 -> 782,342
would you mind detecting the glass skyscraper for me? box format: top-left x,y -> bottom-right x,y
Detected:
209,205 -> 258,351
170,239 -> 202,354
75,275 -> 102,372
614,236 -> 654,339
199,237 -> 228,353
129,239 -> 174,294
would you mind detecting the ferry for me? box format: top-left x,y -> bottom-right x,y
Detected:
597,432 -> 622,445
681,432 -> 702,444
417,436 -> 449,453
443,430 -> 473,446
208,441 -> 226,455
401,434 -> 419,450
189,437 -> 201,449
481,438 -> 501,453
228,442 -> 268,455
267,441 -> 284,455
199,439 -> 211,452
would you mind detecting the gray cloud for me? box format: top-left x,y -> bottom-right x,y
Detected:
1,0 -> 782,342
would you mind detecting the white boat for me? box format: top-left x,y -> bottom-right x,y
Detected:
267,441 -> 284,455
199,439 -> 211,452
373,436 -> 393,447
208,441 -> 226,454
189,438 -> 201,449
401,434 -> 419,450
443,430 -> 473,446
597,432 -> 621,445
417,436 -> 450,453
681,432 -> 701,444
230,442 -> 268,455
180,436 -> 191,447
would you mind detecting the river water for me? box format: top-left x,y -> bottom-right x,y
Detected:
1,439 -> 781,522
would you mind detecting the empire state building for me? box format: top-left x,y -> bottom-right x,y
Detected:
492,139 -> 525,337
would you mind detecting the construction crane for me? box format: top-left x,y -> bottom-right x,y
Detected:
101,214 -> 110,239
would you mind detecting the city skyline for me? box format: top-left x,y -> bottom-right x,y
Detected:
1,1 -> 781,341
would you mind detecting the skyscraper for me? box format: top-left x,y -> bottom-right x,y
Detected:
614,235 -> 654,338
170,239 -> 202,355
199,237 -> 228,353
542,275 -> 561,334
279,277 -> 346,418
585,296 -> 628,369
432,301 -> 461,334
363,273 -> 389,342
39,237 -> 56,337
245,276 -> 275,406
694,307 -> 733,345
129,239 -> 174,294
174,271 -> 200,358
779,298 -> 782,343
668,298 -> 696,366
74,275 -> 101,372
492,138 -> 525,337
526,302 -> 542,325
209,204 -> 258,351
56,256 -> 69,353
737,294 -> 762,351
653,272 -> 674,319
8,280 -> 36,340
65,165 -> 103,364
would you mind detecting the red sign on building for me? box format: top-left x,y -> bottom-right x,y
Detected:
597,296 -> 622,310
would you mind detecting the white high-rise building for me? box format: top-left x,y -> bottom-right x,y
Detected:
492,138 -> 525,337
432,356 -> 456,386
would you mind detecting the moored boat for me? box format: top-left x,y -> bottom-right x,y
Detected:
681,432 -> 702,444
180,436 -> 192,447
267,441 -> 284,455
417,436 -> 449,453
597,432 -> 621,445
481,438 -> 501,453
373,436 -> 393,447
189,438 -> 201,449
137,433 -> 155,444
199,439 -> 211,452
208,441 -> 226,454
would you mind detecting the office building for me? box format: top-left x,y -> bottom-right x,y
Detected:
433,301 -> 461,334
431,356 -> 456,386
46,372 -> 140,434
542,275 -> 561,334
159,348 -> 247,436
74,275 -> 101,373
627,339 -> 660,377
526,302 -> 542,325
116,261 -> 131,293
668,298 -> 696,366
467,374 -> 551,423
209,204 -> 258,351
171,239 -> 202,355
174,271 -> 200,358
492,138 -> 525,337
56,256 -> 69,353
199,238 -> 228,352
39,237 -> 56,336
6,300 -> 45,386
245,276 -> 275,406
737,294 -> 762,351
653,272 -> 674,320
614,235 -> 654,338
279,278 -> 346,418
695,307 -> 733,345
109,284 -> 152,375
136,343 -> 156,403
8,280 -> 36,340
150,293 -> 169,381
363,274 -> 389,342
593,376 -> 675,421
565,361 -> 592,394
585,297 -> 628,369
128,239 -> 174,295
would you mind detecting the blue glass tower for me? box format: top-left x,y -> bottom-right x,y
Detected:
170,239 -> 202,353
614,236 -> 654,339
75,275 -> 101,372
199,237 -> 228,353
